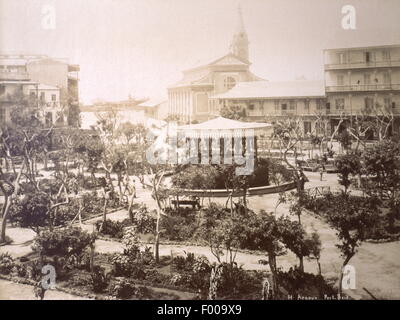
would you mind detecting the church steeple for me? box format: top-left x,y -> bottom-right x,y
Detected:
230,5 -> 249,62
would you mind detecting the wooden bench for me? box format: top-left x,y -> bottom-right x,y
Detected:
171,199 -> 201,209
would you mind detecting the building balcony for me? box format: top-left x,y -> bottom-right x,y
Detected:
0,71 -> 30,81
324,60 -> 400,70
326,84 -> 400,92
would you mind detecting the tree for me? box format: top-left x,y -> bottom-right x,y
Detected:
201,212 -> 244,266
278,217 -> 315,273
362,140 -> 400,231
272,118 -> 304,192
147,164 -> 170,263
239,210 -> 285,299
324,194 -> 379,294
0,97 -> 64,242
9,187 -> 69,234
0,167 -> 23,243
308,232 -> 322,275
335,152 -> 362,194
116,122 -> 146,147
338,129 -> 352,152
220,105 -> 246,120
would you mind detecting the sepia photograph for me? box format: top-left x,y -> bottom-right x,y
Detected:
0,0 -> 399,307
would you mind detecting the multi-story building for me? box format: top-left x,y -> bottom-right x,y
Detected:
0,80 -> 61,126
212,80 -> 327,135
167,6 -> 264,123
212,44 -> 400,138
324,44 -> 400,136
0,53 -> 80,126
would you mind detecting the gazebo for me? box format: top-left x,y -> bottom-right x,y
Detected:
177,116 -> 272,166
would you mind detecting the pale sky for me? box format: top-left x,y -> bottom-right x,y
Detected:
1,0 -> 399,104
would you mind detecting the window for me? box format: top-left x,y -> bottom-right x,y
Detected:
316,122 -> 325,135
326,102 -> 331,111
30,91 -> 36,98
51,94 -> 56,102
364,97 -> 374,109
365,52 -> 371,63
338,53 -> 345,64
384,98 -> 391,109
224,76 -> 236,90
337,74 -> 344,86
248,104 -> 254,111
335,98 -> 345,110
383,72 -> 391,84
40,92 -> 45,101
382,50 -> 390,61
304,100 -> 310,112
281,103 -> 287,111
316,99 -> 323,110
274,100 -> 280,112
289,100 -> 296,110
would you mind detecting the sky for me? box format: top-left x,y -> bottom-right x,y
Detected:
0,0 -> 399,104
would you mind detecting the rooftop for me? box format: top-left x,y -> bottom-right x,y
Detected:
136,98 -> 167,108
179,116 -> 271,131
323,44 -> 400,52
212,80 -> 326,100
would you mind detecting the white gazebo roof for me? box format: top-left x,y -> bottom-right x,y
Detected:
179,116 -> 271,130
178,116 -> 271,138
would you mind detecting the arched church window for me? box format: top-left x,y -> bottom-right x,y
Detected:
224,76 -> 236,90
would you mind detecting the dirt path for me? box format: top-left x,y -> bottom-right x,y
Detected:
0,279 -> 90,300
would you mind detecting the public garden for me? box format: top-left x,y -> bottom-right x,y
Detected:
0,107 -> 399,300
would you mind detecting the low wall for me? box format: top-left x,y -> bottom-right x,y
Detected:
181,181 -> 297,198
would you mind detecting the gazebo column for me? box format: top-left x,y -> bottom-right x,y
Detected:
254,135 -> 258,164
197,137 -> 201,164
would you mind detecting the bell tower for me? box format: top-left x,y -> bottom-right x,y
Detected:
230,5 -> 249,62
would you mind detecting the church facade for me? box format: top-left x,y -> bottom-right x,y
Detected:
167,7 -> 264,123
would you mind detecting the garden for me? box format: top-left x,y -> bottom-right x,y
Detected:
1,105 -> 399,300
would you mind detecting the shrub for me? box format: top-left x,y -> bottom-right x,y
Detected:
144,268 -> 173,286
80,191 -> 105,216
70,273 -> 91,287
111,278 -> 136,299
10,192 -> 51,232
172,252 -> 196,272
11,263 -> 28,278
110,228 -> 153,278
171,253 -> 211,292
95,219 -> 127,239
32,228 -> 96,263
0,252 -> 16,275
130,206 -> 156,234
90,266 -> 110,293
217,264 -> 263,299
277,269 -> 336,299
161,213 -> 198,241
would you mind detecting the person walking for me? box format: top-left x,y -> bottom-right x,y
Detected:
319,164 -> 326,181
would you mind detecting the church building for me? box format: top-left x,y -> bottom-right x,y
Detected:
167,6 -> 264,123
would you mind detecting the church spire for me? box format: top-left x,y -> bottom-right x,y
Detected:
230,4 -> 249,62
